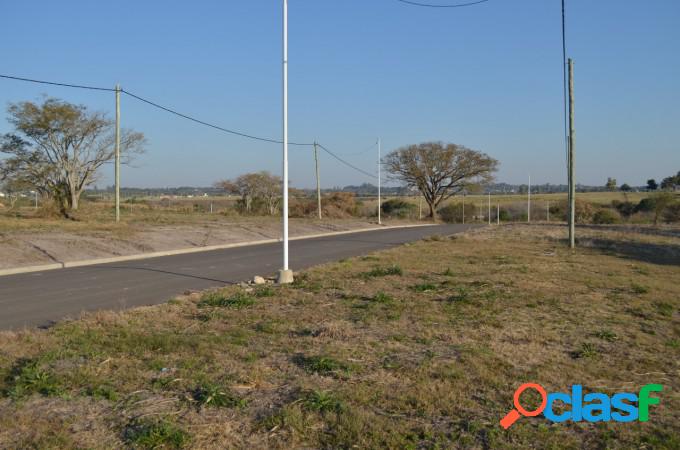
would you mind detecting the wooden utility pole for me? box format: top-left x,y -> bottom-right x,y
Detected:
314,142 -> 321,219
568,58 -> 576,248
527,174 -> 531,223
115,84 -> 121,223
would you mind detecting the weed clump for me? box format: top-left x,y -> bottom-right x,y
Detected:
363,265 -> 403,278
124,419 -> 190,449
198,291 -> 255,309
294,355 -> 351,377
4,359 -> 62,399
303,390 -> 344,413
192,382 -> 245,409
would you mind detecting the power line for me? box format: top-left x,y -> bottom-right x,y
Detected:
121,89 -> 313,146
317,144 -> 378,179
395,0 -> 490,8
0,72 -> 379,177
340,140 -> 378,156
0,74 -> 115,92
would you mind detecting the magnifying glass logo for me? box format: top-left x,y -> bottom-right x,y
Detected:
500,383 -> 547,429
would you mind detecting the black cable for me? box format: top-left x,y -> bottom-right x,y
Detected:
341,140 -> 379,156
122,89 -> 313,146
395,0 -> 490,8
317,144 -> 378,179
0,74 -> 115,91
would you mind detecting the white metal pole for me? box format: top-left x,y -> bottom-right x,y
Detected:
527,174 -> 531,223
115,84 -> 121,223
497,203 -> 500,225
462,193 -> 465,224
377,138 -> 382,225
34,191 -> 38,209
488,192 -> 491,225
547,200 -> 550,222
278,0 -> 293,283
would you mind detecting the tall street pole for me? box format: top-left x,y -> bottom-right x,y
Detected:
278,0 -> 293,284
568,58 -> 576,249
115,84 -> 121,223
377,138 -> 382,225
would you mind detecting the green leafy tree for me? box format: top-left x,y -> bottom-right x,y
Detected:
646,179 -> 658,191
620,183 -> 632,192
605,177 -> 617,191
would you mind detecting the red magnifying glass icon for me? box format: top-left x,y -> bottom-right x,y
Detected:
500,383 -> 547,429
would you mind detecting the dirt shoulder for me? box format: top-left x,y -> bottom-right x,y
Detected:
0,218 -> 417,270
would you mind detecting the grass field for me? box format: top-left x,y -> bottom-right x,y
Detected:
0,224 -> 678,449
1,191 -> 654,233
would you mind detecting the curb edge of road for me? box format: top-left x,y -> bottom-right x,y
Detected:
0,224 -> 438,278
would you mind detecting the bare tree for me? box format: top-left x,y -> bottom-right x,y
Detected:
216,171 -> 281,215
0,98 -> 145,217
384,142 -> 498,220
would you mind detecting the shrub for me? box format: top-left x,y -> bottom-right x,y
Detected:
663,202 -> 680,223
592,209 -> 621,224
556,199 -> 596,223
635,197 -> 656,213
323,192 -> 359,218
381,199 -> 417,219
611,200 -> 636,218
438,202 -> 476,223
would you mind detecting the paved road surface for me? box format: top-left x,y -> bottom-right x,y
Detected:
0,224 -> 477,330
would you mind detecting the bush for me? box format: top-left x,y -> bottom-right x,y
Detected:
592,209 -> 621,224
290,192 -> 360,218
438,202 -> 477,223
635,197 -> 656,213
381,199 -> 417,219
612,200 -> 635,218
663,202 -> 680,223
556,199 -> 596,224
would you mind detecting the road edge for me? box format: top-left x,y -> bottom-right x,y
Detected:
0,224 -> 437,277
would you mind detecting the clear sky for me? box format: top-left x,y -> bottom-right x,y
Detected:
1,0 -> 679,189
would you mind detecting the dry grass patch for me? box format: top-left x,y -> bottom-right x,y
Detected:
0,224 -> 678,449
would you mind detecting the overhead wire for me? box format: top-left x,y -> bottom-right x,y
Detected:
317,144 -> 378,179
0,73 -> 115,92
121,89 -> 313,146
395,0 -> 490,8
0,72 -> 379,179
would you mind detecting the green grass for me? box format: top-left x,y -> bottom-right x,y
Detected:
124,419 -> 190,449
192,382 -> 245,409
197,291 -> 255,309
363,264 -> 403,278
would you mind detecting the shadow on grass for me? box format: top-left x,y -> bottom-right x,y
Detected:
577,237 -> 680,266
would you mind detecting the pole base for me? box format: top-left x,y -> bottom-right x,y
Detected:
277,269 -> 294,285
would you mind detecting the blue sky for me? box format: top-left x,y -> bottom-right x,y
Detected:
1,0 -> 679,189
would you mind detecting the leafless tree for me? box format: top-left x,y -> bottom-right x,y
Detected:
0,98 -> 145,217
216,171 -> 281,215
384,142 -> 498,220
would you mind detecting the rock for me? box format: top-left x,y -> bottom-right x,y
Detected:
253,276 -> 266,285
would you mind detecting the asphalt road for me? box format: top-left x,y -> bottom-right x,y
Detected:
0,224 -> 477,330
